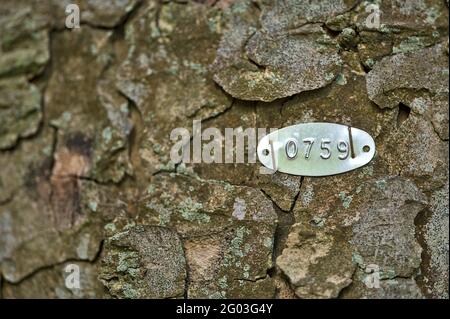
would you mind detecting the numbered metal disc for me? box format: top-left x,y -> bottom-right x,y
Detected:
257,123 -> 375,176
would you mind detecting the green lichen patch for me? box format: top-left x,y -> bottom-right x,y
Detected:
100,225 -> 186,299
0,77 -> 42,150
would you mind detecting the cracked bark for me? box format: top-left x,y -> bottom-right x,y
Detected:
0,0 -> 448,299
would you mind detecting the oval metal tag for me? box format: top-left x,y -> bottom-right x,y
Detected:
257,123 -> 375,176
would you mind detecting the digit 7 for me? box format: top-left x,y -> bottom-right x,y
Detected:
302,137 -> 315,159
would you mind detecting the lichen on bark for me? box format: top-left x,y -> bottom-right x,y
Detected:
0,0 -> 448,299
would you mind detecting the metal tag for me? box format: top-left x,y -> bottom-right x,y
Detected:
257,123 -> 375,176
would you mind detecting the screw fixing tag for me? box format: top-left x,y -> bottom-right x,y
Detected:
257,123 -> 375,176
